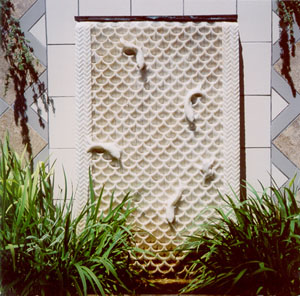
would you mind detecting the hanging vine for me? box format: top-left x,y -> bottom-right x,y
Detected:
0,0 -> 53,156
278,0 -> 300,97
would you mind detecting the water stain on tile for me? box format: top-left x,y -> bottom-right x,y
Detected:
0,109 -> 47,157
274,42 -> 300,95
274,114 -> 300,169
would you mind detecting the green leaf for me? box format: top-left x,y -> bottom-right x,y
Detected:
74,263 -> 87,296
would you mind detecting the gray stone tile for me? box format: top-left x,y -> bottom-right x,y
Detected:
0,98 -> 9,117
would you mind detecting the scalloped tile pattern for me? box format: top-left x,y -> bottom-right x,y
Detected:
76,21 -> 240,277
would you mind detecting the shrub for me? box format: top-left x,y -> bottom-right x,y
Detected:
180,181 -> 300,296
0,137 -> 140,296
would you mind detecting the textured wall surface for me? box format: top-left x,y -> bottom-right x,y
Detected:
43,0 -> 273,196
5,0 -> 300,284
75,21 -> 240,275
2,1 -> 291,212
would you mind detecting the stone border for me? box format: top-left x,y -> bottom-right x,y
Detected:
74,22 -> 92,220
223,22 -> 240,195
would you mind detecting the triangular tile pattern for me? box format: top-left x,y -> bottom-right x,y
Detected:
272,164 -> 288,188
0,98 -> 9,117
272,89 -> 288,120
272,11 -> 279,44
29,15 -> 46,47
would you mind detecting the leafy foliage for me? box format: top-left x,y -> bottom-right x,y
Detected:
0,137 -> 142,296
278,0 -> 300,97
180,181 -> 300,296
0,0 -> 53,156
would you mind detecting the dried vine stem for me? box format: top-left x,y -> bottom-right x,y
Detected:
278,0 -> 300,97
0,0 -> 53,156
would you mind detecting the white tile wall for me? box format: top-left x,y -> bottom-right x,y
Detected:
184,0 -> 236,15
48,45 -> 75,97
238,0 -> 271,42
245,96 -> 270,147
246,148 -> 271,191
132,0 -> 183,15
242,42 -> 271,95
46,0 -> 78,44
49,97 -> 76,149
79,0 -> 130,16
49,148 -> 77,198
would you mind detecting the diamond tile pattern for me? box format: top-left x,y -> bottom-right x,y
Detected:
0,0 -> 48,162
272,4 -> 300,181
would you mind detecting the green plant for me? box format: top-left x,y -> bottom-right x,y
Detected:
0,0 -> 53,156
0,137 -> 142,296
278,0 -> 300,97
180,180 -> 300,296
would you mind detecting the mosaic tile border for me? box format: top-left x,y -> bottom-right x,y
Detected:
272,0 -> 300,186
